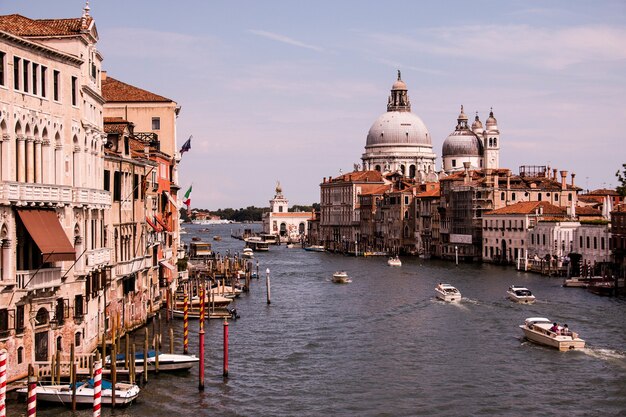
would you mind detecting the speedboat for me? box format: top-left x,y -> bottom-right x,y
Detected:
332,271 -> 352,284
107,350 -> 199,372
17,379 -> 140,406
562,277 -> 590,288
507,285 -> 536,304
387,256 -> 402,267
519,317 -> 585,351
304,245 -> 325,252
242,247 -> 254,258
435,283 -> 461,302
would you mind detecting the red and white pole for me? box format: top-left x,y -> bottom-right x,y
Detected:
198,284 -> 205,391
27,364 -> 36,417
183,293 -> 189,354
93,360 -> 102,417
0,349 -> 7,417
223,318 -> 229,377
199,286 -> 205,327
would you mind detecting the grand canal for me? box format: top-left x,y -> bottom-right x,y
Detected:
8,223 -> 626,416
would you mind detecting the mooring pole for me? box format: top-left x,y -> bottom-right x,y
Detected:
223,318 -> 229,378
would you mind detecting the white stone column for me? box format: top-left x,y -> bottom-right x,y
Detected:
55,146 -> 62,185
16,136 -> 25,182
1,240 -> 11,283
26,137 -> 35,183
41,141 -> 51,184
34,140 -> 42,183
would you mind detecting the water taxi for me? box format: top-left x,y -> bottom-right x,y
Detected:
242,247 -> 254,258
507,285 -> 536,304
304,245 -> 325,252
519,317 -> 585,351
332,271 -> 352,284
387,256 -> 402,267
245,236 -> 270,251
17,379 -> 140,406
435,283 -> 461,302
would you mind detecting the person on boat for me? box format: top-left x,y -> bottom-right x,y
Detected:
561,324 -> 570,336
550,322 -> 560,334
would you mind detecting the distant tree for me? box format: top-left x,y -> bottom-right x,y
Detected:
616,163 -> 626,197
179,207 -> 190,222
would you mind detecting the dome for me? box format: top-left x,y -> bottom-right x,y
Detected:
486,108 -> 498,130
471,113 -> 483,131
392,79 -> 407,90
442,130 -> 484,157
366,111 -> 431,147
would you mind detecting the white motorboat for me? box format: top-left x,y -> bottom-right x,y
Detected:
242,247 -> 254,258
332,271 -> 352,284
562,277 -> 591,288
519,317 -> 585,351
387,256 -> 402,267
17,379 -> 140,406
304,245 -> 325,252
435,283 -> 461,302
107,350 -> 199,372
507,285 -> 536,304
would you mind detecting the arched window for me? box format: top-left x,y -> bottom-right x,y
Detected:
56,336 -> 62,351
409,165 -> 416,178
75,332 -> 81,347
400,165 -> 405,175
493,138 -> 497,147
375,165 -> 381,172
500,192 -> 505,201
404,210 -> 409,219
299,223 -> 305,234
35,307 -> 49,326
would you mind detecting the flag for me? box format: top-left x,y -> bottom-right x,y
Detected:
180,135 -> 192,154
183,185 -> 192,207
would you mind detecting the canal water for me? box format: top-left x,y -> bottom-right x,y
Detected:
8,223 -> 626,416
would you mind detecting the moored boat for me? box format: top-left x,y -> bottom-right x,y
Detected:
107,350 -> 199,372
387,256 -> 402,267
332,271 -> 352,284
304,245 -> 325,252
519,317 -> 585,351
17,379 -> 140,406
507,285 -> 536,304
435,283 -> 461,302
242,247 -> 254,258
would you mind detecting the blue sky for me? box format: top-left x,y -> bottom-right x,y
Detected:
3,1 -> 625,209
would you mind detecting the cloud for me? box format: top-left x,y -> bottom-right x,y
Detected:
248,29 -> 324,53
366,24 -> 626,71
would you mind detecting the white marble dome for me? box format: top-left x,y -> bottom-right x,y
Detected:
366,111 -> 431,147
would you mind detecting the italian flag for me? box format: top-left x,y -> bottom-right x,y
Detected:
183,185 -> 192,207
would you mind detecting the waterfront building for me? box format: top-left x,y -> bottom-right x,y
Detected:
357,184 -> 391,253
361,72 -> 437,180
374,174 -> 419,254
482,201 -> 567,264
572,221 -> 611,266
414,182 -> 440,258
262,182 -> 313,241
442,107 -> 500,173
0,9 -> 110,381
101,73 -> 182,315
319,170 -> 386,252
610,203 -> 626,276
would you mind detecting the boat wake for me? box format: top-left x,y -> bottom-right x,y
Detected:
581,347 -> 626,365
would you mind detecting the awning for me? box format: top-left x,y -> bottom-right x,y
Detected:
146,216 -> 162,232
163,191 -> 180,210
16,208 -> 76,262
159,260 -> 176,271
155,215 -> 171,232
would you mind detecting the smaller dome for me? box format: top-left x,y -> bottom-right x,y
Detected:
442,131 -> 484,157
471,113 -> 483,130
392,69 -> 407,90
457,105 -> 468,121
486,108 -> 498,129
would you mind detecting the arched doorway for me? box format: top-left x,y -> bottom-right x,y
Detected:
500,240 -> 508,263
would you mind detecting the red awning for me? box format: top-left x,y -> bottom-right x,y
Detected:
155,214 -> 171,232
16,208 -> 76,262
146,216 -> 162,232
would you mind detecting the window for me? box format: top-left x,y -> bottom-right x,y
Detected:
75,332 -> 81,347
133,174 -> 139,199
56,336 -> 62,351
17,347 -> 23,364
32,63 -> 38,95
601,237 -> 605,250
53,70 -> 60,101
71,76 -> 77,106
23,59 -> 29,92
452,159 -> 457,167
0,51 -> 5,86
16,305 -> 24,334
41,66 -> 47,97
594,237 -> 597,249
13,56 -> 20,90
512,193 -> 516,201
568,193 -> 572,202
113,171 -> 121,201
152,117 -> 161,130
103,170 -> 110,191
579,236 -> 583,248
0,308 -> 8,337
501,192 -> 505,201
586,236 -> 590,249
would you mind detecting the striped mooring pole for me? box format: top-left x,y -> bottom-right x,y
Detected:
27,364 -> 36,417
183,293 -> 189,354
93,359 -> 102,417
0,349 -> 7,417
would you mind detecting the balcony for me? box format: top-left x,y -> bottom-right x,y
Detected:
16,267 -> 62,290
0,182 -> 72,205
86,248 -> 112,268
114,257 -> 148,278
73,188 -> 111,207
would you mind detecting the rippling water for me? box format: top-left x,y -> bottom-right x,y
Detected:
9,223 -> 626,416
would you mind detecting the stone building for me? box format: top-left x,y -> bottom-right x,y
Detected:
262,182 -> 313,242
0,9 -> 110,381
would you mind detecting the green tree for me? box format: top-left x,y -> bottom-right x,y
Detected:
616,163 -> 626,197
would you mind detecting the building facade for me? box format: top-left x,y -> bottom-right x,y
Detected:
262,182 -> 312,242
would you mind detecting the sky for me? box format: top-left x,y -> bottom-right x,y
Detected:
3,1 -> 625,209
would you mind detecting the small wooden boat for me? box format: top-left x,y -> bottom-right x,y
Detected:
107,350 -> 199,372
17,379 -> 140,406
387,256 -> 402,267
435,283 -> 461,302
213,235 -> 222,241
332,271 -> 352,284
519,317 -> 585,351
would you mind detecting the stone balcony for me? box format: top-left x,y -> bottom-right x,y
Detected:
0,182 -> 110,208
86,248 -> 112,268
114,256 -> 149,278
16,267 -> 62,290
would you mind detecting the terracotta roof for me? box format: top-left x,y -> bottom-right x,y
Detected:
485,201 -> 565,216
360,185 -> 391,196
328,170 -> 384,184
0,14 -> 92,36
575,206 -> 601,216
102,75 -> 172,103
586,188 -> 620,196
416,185 -> 440,198
103,118 -> 131,135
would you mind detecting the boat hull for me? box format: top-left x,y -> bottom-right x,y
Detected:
18,382 -> 140,406
112,353 -> 198,372
507,294 -> 536,304
520,326 -> 585,351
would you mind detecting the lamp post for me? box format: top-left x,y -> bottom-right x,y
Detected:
455,246 -> 458,265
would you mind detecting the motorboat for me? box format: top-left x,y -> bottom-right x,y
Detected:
17,379 -> 140,406
304,245 -> 325,252
171,307 -> 238,320
213,235 -> 222,241
242,247 -> 254,259
507,285 -> 536,304
107,350 -> 199,372
435,283 -> 461,302
562,277 -> 591,288
332,271 -> 352,284
387,256 -> 402,267
174,293 -> 233,308
245,237 -> 270,251
519,317 -> 585,351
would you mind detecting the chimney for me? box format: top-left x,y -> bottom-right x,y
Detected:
552,168 -> 557,180
571,172 -> 576,187
560,170 -> 567,190
323,177 -> 326,183
101,70 -> 107,81
463,162 -> 471,184
506,170 -> 511,190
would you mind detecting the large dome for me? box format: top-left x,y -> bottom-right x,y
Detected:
442,130 -> 483,157
366,111 -> 431,147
